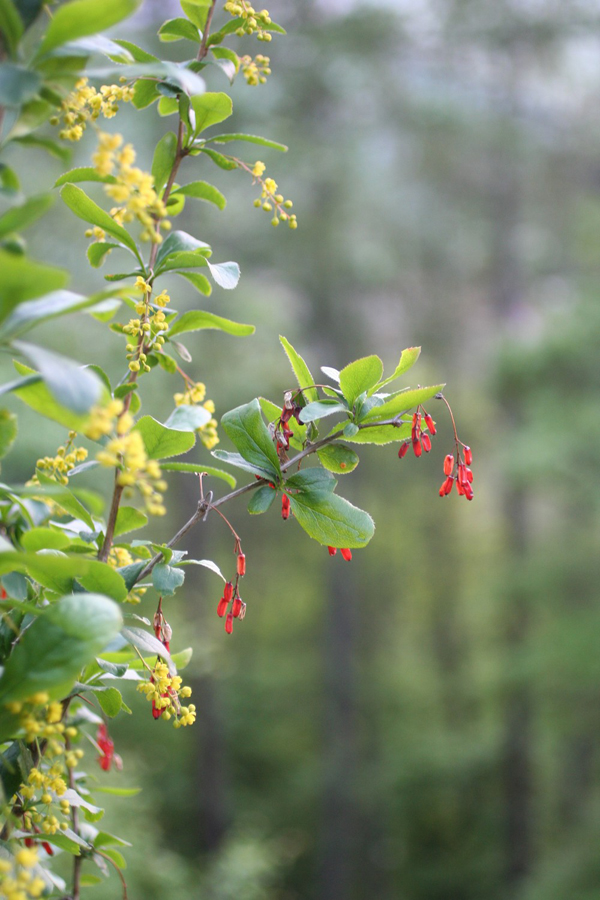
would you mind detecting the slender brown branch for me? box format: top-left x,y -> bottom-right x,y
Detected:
98,477 -> 124,562
95,850 -> 128,900
198,0 -> 218,61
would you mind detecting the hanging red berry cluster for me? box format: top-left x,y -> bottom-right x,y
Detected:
439,445 -> 474,500
217,546 -> 247,634
398,406 -> 436,459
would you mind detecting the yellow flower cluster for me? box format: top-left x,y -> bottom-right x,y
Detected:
251,164 -> 297,228
124,280 -> 169,370
34,432 -> 88,486
97,430 -> 167,516
5,692 -> 63,745
53,78 -> 134,142
137,661 -> 196,727
0,848 -> 46,900
224,1 -> 273,40
240,54 -> 271,85
92,132 -> 169,243
85,399 -> 125,441
173,383 -> 219,449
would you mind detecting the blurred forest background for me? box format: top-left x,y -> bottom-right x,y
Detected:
4,0 -> 600,897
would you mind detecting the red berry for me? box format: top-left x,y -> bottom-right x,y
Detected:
398,442 -> 409,459
424,413 -> 436,435
466,468 -> 473,483
464,446 -> 472,465
439,475 -> 454,497
223,581 -> 233,602
328,546 -> 337,556
237,553 -> 246,577
341,548 -> 352,561
152,699 -> 162,719
232,596 -> 243,618
217,597 -> 228,618
421,433 -> 431,453
42,842 -> 54,856
443,454 -> 454,476
412,439 -> 422,458
281,494 -> 290,520
225,612 -> 234,634
456,478 -> 465,496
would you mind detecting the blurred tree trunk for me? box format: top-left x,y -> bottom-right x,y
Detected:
488,54 -> 534,889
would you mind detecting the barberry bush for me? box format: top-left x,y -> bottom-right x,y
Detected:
0,1 -> 472,896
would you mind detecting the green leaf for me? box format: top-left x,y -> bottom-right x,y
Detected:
164,405 -> 211,431
317,443 -> 359,474
339,356 -> 383,409
191,92 -> 232,134
93,786 -> 141,797
206,259 -> 240,289
0,193 -> 52,240
37,0 -> 140,56
168,309 -> 254,339
221,398 -> 281,479
298,399 -> 347,424
0,410 -> 16,458
288,491 -> 374,549
173,180 -> 226,209
20,527 -> 71,552
113,39 -> 159,63
0,549 -> 126,601
132,78 -> 159,109
160,462 -> 235,488
248,485 -> 276,514
0,63 -> 40,106
343,423 -> 359,438
60,184 -> 139,260
181,0 -> 212,29
158,17 -> 199,41
361,385 -> 445,423
342,421 -> 413,445
55,167 -> 116,187
152,563 -> 185,595
96,687 -> 122,717
279,336 -> 318,404
210,46 -> 240,75
0,250 -> 68,324
198,147 -> 237,170
372,346 -> 421,392
0,0 -> 23,56
208,132 -> 287,152
87,242 -> 119,268
154,229 -> 210,268
14,134 -> 71,161
133,416 -> 195,460
285,469 -> 337,492
114,507 -> 147,537
14,340 -> 104,415
157,96 -> 178,116
0,288 -> 122,340
211,449 -> 274,480
11,360 -> 89,429
121,626 -> 175,673
151,131 -> 177,196
0,593 -> 123,706
177,271 -> 211,296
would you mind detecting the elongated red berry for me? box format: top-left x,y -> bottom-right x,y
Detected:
225,612 -> 234,634
281,494 -> 290,520
464,446 -> 472,465
464,483 -> 474,501
232,596 -> 243,618
439,475 -> 454,497
152,699 -> 162,719
237,553 -> 246,577
412,439 -> 422,458
398,442 -> 409,459
443,454 -> 454,476
466,468 -> 473,483
42,841 -> 54,856
456,478 -> 465,496
341,548 -> 352,561
224,581 -> 233,602
217,597 -> 228,617
422,433 -> 431,453
424,413 -> 436,435
328,546 -> 337,556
